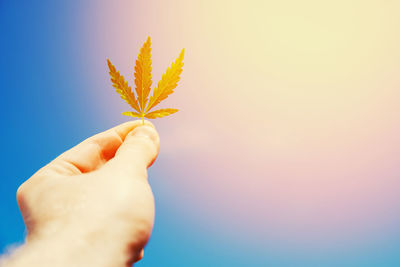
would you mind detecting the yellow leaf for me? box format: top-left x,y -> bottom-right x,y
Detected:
107,38 -> 184,124
144,108 -> 178,119
122,111 -> 142,118
107,59 -> 140,113
134,36 -> 152,113
145,48 -> 184,113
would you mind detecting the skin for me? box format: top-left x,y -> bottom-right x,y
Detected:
0,120 -> 160,267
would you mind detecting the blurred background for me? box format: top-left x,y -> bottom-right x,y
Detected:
1,0 -> 400,266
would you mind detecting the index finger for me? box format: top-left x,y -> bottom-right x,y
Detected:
37,120 -> 155,176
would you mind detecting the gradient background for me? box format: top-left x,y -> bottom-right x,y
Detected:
1,0 -> 400,266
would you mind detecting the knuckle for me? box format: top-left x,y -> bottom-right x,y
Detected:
133,218 -> 153,242
16,181 -> 30,203
16,175 -> 46,204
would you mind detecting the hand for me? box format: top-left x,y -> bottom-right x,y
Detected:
8,120 -> 160,267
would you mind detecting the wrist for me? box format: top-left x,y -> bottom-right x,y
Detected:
2,224 -> 132,267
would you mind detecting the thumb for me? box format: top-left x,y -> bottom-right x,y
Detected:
105,122 -> 160,179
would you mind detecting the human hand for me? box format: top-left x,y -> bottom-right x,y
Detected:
10,120 -> 159,267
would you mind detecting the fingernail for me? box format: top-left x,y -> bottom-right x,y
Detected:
142,120 -> 155,129
129,126 -> 158,144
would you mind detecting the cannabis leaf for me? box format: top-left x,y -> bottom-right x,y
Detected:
107,36 -> 184,124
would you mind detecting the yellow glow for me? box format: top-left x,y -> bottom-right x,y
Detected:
91,0 -> 400,243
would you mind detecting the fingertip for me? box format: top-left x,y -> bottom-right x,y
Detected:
142,120 -> 155,129
113,120 -> 155,140
125,122 -> 160,152
106,122 -> 160,178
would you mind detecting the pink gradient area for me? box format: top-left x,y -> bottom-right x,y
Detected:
84,0 -> 400,251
